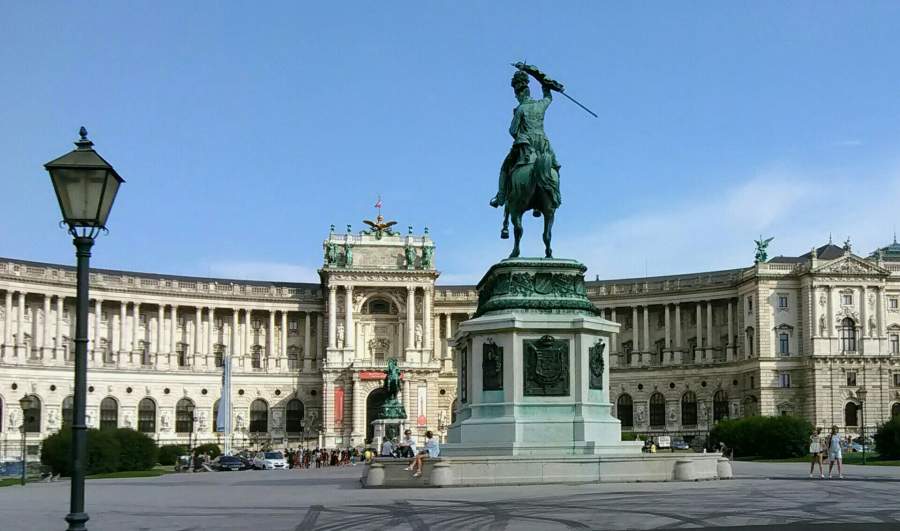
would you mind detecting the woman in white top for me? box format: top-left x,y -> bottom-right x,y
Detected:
808,427 -> 825,478
408,430 -> 440,478
826,425 -> 843,479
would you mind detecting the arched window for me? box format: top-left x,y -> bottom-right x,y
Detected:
844,402 -> 859,427
138,398 -> 156,433
681,392 -> 698,426
287,346 -> 300,370
250,399 -> 268,433
841,318 -> 857,352
745,328 -> 755,357
214,345 -> 224,368
100,397 -> 118,430
892,403 -> 900,419
62,396 -> 74,428
212,400 -> 220,433
176,398 -> 195,433
616,394 -> 633,428
368,299 -> 390,314
21,395 -> 41,433
649,393 -> 666,428
713,390 -> 728,422
286,399 -> 304,433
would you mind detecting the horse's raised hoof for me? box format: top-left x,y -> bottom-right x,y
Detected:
500,228 -> 509,239
532,210 -> 541,218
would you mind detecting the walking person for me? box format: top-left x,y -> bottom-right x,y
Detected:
406,430 -> 440,478
827,425 -> 843,479
808,427 -> 825,478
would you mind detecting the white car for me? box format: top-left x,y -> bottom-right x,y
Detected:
253,451 -> 287,470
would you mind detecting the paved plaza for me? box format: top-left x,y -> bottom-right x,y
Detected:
1,462 -> 899,530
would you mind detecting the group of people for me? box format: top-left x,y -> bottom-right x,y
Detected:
280,447 -> 360,469
808,426 -> 849,479
378,429 -> 441,478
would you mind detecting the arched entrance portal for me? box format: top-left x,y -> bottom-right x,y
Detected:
366,387 -> 390,444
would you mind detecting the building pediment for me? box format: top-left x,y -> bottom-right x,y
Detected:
811,255 -> 890,277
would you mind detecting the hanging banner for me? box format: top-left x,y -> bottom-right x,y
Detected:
417,385 -> 427,427
334,387 -> 345,428
216,357 -> 231,434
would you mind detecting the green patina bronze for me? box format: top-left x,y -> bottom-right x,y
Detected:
491,63 -> 565,259
474,258 -> 600,317
377,358 -> 407,419
421,245 -> 434,269
588,338 -> 605,390
482,339 -> 503,391
343,241 -> 353,267
404,244 -> 416,269
523,335 -> 569,396
324,240 -> 338,266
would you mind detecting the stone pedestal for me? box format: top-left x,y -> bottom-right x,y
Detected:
371,418 -> 405,450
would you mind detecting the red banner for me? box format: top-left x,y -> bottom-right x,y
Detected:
359,371 -> 405,381
334,387 -> 344,427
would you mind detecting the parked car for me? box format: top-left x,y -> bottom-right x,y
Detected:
252,451 -> 287,470
671,437 -> 690,450
213,455 -> 247,472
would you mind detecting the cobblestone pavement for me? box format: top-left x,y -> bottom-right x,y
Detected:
1,462 -> 899,530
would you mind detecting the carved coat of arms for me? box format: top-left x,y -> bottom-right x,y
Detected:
524,335 -> 569,396
588,338 -> 605,390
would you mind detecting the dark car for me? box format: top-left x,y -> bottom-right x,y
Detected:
214,455 -> 246,472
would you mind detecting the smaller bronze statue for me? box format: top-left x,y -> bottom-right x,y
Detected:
754,237 -> 774,264
378,358 -> 407,419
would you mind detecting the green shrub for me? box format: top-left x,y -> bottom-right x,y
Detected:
113,429 -> 158,471
874,417 -> 900,459
621,432 -> 638,441
192,443 -> 222,460
710,415 -> 812,459
41,428 -> 121,476
158,444 -> 188,466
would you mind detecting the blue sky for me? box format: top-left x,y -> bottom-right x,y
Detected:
2,2 -> 899,284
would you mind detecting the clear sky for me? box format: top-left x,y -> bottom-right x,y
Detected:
2,2 -> 899,284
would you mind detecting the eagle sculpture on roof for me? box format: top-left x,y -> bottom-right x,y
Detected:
362,215 -> 398,240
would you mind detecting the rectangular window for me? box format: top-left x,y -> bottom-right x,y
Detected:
779,372 -> 791,388
778,296 -> 788,309
889,298 -> 898,310
779,333 -> 789,355
215,318 -> 224,330
178,317 -> 186,328
894,373 -> 900,387
289,320 -> 298,331
748,296 -> 753,313
750,375 -> 755,389
842,294 -> 853,306
891,335 -> 900,354
846,371 -> 857,387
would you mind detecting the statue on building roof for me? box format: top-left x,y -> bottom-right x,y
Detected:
362,214 -> 398,240
324,240 -> 337,266
343,240 -> 353,267
754,237 -> 774,264
405,244 -> 416,269
421,245 -> 434,269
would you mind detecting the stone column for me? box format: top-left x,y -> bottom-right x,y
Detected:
132,302 -> 141,352
234,309 -> 241,357
194,307 -> 202,355
642,305 -> 650,362
344,286 -> 354,352
323,376 -> 335,440
877,286 -> 886,337
119,301 -> 127,354
56,297 -> 64,358
664,304 -> 671,350
17,292 -> 25,356
268,310 -> 275,357
826,286 -> 834,338
727,299 -> 734,359
351,373 -> 362,443
403,377 -> 412,425
207,307 -> 216,358
42,294 -> 51,355
94,299 -> 103,358
695,302 -> 702,362
316,312 -> 324,361
424,287 -> 433,353
156,305 -> 164,355
3,291 -> 11,352
170,305 -> 178,354
610,308 -> 618,354
281,310 -> 288,358
328,286 -> 337,349
303,312 -> 311,368
243,309 -> 251,358
810,286 -> 818,338
632,306 -> 639,353
406,286 -> 415,351
706,300 -> 714,358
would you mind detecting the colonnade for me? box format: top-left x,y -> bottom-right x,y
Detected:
0,289 -> 323,372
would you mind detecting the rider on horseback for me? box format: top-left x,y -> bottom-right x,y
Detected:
490,64 -> 563,219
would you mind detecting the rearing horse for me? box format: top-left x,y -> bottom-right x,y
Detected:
502,157 -> 558,258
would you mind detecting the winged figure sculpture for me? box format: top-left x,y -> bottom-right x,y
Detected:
361,215 -> 398,240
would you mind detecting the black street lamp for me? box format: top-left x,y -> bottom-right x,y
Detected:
18,395 -> 32,487
857,387 -> 868,466
44,127 -> 124,531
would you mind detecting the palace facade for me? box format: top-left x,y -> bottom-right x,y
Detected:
2,222 -> 900,458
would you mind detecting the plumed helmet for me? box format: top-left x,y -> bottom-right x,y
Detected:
511,70 -> 530,92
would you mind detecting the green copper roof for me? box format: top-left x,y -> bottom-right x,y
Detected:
871,235 -> 900,262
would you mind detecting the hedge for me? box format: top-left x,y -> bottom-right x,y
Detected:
41,428 -> 121,476
114,429 -> 158,471
709,415 -> 812,459
192,443 -> 222,460
874,417 -> 900,459
158,445 -> 188,466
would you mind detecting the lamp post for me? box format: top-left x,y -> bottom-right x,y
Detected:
44,127 -> 124,531
857,387 -> 868,465
18,396 -> 32,487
